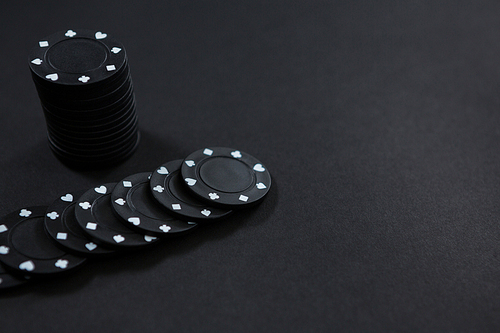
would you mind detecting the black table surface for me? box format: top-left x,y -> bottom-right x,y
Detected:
2,1 -> 500,332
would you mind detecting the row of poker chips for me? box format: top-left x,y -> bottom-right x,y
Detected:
29,29 -> 140,168
0,147 -> 272,289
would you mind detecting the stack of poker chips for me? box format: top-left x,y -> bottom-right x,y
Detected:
29,29 -> 139,168
0,147 -> 272,289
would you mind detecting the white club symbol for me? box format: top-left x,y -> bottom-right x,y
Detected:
55,259 -> 69,269
79,202 -> 91,210
65,30 -> 77,37
46,211 -> 59,220
78,75 -> 90,83
153,185 -> 164,193
208,193 -> 219,200
19,209 -> 32,217
231,150 -> 242,158
159,225 -> 171,233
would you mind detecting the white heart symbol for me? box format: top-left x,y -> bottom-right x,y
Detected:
201,209 -> 211,217
159,225 -> 171,233
61,194 -> 73,202
79,202 -> 91,210
46,73 -> 58,81
128,217 -> 140,226
157,166 -> 168,174
231,150 -> 242,158
115,198 -> 126,206
19,260 -> 35,271
0,245 -> 9,254
209,193 -> 219,200
0,225 -> 7,233
46,211 -> 59,220
19,209 -> 32,217
65,30 -> 76,37
113,235 -> 125,243
95,31 -> 107,39
31,58 -> 42,65
256,182 -> 267,189
253,163 -> 266,172
185,178 -> 197,186
85,242 -> 97,251
95,186 -> 107,194
111,47 -> 122,54
55,259 -> 69,269
185,160 -> 195,167
153,185 -> 164,193
144,235 -> 157,242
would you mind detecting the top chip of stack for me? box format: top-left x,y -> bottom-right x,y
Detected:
29,29 -> 139,169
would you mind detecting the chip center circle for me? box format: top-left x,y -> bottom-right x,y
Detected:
47,38 -> 108,73
199,157 -> 254,193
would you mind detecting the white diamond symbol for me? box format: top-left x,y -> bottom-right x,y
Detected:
172,204 -> 181,210
0,225 -> 7,233
106,65 -> 116,71
39,41 -> 49,47
123,181 -> 132,187
203,148 -> 213,156
239,195 -> 249,202
57,233 -> 68,240
86,222 -> 97,230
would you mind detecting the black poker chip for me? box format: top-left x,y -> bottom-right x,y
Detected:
111,173 -> 198,237
74,183 -> 160,249
29,29 -> 139,168
181,147 -> 272,208
44,190 -> 116,257
150,160 -> 233,222
0,262 -> 30,290
0,206 -> 87,276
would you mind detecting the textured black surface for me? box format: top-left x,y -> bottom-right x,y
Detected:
2,0 -> 500,332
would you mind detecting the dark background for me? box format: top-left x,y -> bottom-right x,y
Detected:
1,0 -> 500,331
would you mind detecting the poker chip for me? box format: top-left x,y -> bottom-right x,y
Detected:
0,206 -> 87,275
150,160 -> 233,222
111,172 -> 198,237
181,147 -> 272,208
29,29 -> 139,168
74,183 -> 160,249
44,190 -> 116,257
0,262 -> 30,290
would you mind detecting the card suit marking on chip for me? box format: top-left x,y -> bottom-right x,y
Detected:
46,73 -> 58,81
208,193 -> 219,200
19,260 -> 35,271
61,194 -> 73,202
201,209 -> 211,217
144,235 -> 157,242
239,195 -> 249,202
157,166 -> 168,174
0,225 -> 7,233
115,198 -> 126,206
185,178 -> 196,186
55,259 -> 68,269
78,75 -> 90,83
46,211 -> 59,220
65,30 -> 77,37
185,160 -> 195,167
95,31 -> 107,39
253,164 -> 265,172
86,222 -> 97,230
85,242 -> 97,251
113,235 -> 125,243
159,225 -> 171,233
153,185 -> 164,193
39,41 -> 49,47
111,47 -> 122,54
79,202 -> 91,210
172,204 -> 181,210
56,232 -> 67,240
231,150 -> 242,158
188,222 -> 196,225
31,58 -> 42,65
123,181 -> 132,187
0,246 -> 9,254
106,65 -> 116,71
203,148 -> 213,156
256,182 -> 267,190
95,186 -> 107,194
128,217 -> 140,226
19,209 -> 32,217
